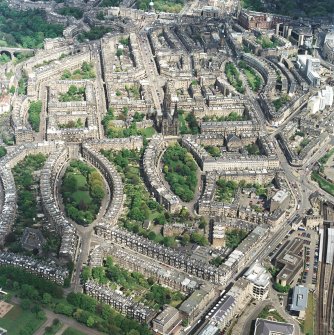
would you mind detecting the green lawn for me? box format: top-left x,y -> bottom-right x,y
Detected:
312,172 -> 334,197
62,328 -> 88,335
243,68 -> 262,91
139,126 -> 156,138
72,190 -> 92,205
0,304 -> 46,335
258,305 -> 286,323
303,292 -> 314,335
69,173 -> 87,188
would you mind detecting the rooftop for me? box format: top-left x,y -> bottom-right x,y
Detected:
254,318 -> 294,335
290,285 -> 308,312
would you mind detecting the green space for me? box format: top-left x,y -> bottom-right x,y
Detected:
83,257 -> 184,310
96,11 -> 105,20
162,143 -> 198,202
215,179 -> 238,203
210,256 -> 224,267
0,266 -> 149,335
44,318 -> 62,335
258,305 -> 286,323
178,110 -> 200,135
204,145 -> 221,157
245,143 -> 261,155
62,328 -> 87,335
0,1 -> 63,48
0,145 -> 7,158
0,303 -> 46,335
260,0 -> 332,17
99,0 -> 121,6
18,71 -> 28,96
137,0 -> 184,13
318,147 -> 334,173
238,60 -> 262,91
256,35 -> 281,49
13,52 -> 34,64
58,118 -> 84,129
102,108 -> 155,139
101,149 -> 179,247
290,130 -> 305,141
10,154 -> 47,249
311,171 -> 334,197
102,150 -> 206,247
61,62 -> 95,80
273,282 -> 290,293
225,228 -> 248,249
202,112 -> 247,122
0,266 -> 64,300
225,62 -> 244,94
60,292 -> 151,335
77,27 -> 113,42
0,52 -> 10,64
272,94 -> 290,111
301,292 -> 314,335
57,6 -> 83,19
216,179 -> 267,203
299,138 -> 310,152
59,85 -> 85,102
140,126 -> 156,138
28,100 -> 42,132
119,37 -> 130,46
61,160 -> 105,225
319,148 -> 334,166
241,0 -> 264,11
125,84 -> 140,100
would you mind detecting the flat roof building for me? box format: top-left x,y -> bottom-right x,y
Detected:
244,262 -> 271,300
289,285 -> 308,318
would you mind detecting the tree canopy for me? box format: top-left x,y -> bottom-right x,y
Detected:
0,2 -> 63,48
61,160 -> 105,225
162,143 -> 198,202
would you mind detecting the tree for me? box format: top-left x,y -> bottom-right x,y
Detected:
21,299 -> 31,310
87,315 -> 95,327
42,293 -> 52,305
181,233 -> 190,246
81,267 -> 92,283
210,256 -> 224,267
0,146 -> 7,158
199,217 -> 207,229
273,282 -> 290,293
190,232 -> 208,246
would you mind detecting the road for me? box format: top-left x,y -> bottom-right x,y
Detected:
138,31 -> 164,117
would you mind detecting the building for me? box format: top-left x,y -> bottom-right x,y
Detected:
210,218 -> 225,248
21,227 -> 46,252
0,327 -> 7,335
179,284 -> 215,322
274,239 -> 304,286
197,324 -> 220,335
243,262 -> 270,300
208,294 -> 236,329
289,285 -> 308,318
270,190 -> 290,212
254,318 -> 294,335
308,86 -> 334,114
323,32 -> 334,63
85,281 -> 156,323
152,305 -> 180,335
297,55 -> 321,87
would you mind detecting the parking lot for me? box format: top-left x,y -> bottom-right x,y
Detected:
268,228 -> 319,289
